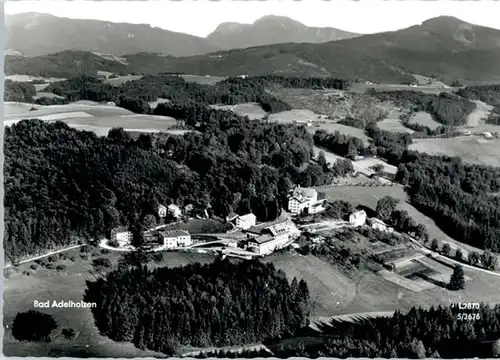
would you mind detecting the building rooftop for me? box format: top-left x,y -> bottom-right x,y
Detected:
290,186 -> 317,199
112,226 -> 130,233
249,234 -> 274,244
266,223 -> 289,236
160,229 -> 190,238
238,213 -> 256,221
369,217 -> 387,226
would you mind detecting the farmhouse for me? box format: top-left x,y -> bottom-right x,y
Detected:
349,210 -> 367,227
288,186 -> 325,215
111,227 -> 132,247
368,218 -> 394,233
167,204 -> 182,218
159,230 -> 192,249
158,204 -> 167,218
235,213 -> 257,230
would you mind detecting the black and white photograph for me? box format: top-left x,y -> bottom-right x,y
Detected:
3,0 -> 500,358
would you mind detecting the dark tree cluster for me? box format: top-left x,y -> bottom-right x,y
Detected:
374,91 -> 476,126
365,124 -> 413,165
4,107 -> 330,259
396,151 -> 500,251
44,74 -> 291,114
456,84 -> 500,112
337,116 -> 367,129
12,310 -> 57,342
34,96 -> 70,106
215,304 -> 500,359
313,130 -> 365,160
83,258 -> 311,353
222,76 -> 350,90
4,80 -> 36,102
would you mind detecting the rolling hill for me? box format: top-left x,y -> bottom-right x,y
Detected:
5,12 -> 217,57
5,16 -> 500,84
206,15 -> 361,50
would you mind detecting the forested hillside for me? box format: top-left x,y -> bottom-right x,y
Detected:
84,258 -> 310,354
396,152 -> 500,251
373,91 -> 476,126
4,102 -> 353,259
200,304 -> 500,358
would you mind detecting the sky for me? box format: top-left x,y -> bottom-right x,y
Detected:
5,0 -> 500,37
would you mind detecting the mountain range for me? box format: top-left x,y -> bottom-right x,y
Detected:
5,13 -> 360,57
5,13 -> 500,83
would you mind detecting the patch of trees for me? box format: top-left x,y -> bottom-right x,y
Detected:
34,97 -> 70,106
223,76 -> 350,90
337,116 -> 367,129
4,108 -> 337,259
12,310 -> 57,342
374,91 -> 476,126
365,124 -> 413,165
230,304 -> 500,358
4,80 -> 36,102
456,84 -> 500,111
43,74 -> 291,114
396,151 -> 500,251
83,258 -> 310,353
313,130 -> 365,159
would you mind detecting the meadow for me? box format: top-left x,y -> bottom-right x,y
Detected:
409,136 -> 500,168
211,103 -> 267,120
377,107 -> 414,134
408,111 -> 442,130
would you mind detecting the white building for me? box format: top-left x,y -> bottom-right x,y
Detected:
111,227 -> 132,247
368,218 -> 394,233
349,210 -> 367,227
235,213 -> 257,230
158,204 -> 167,218
159,230 -> 192,249
245,222 -> 291,255
167,204 -> 182,218
288,186 -> 323,215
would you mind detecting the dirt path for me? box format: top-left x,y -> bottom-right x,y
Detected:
466,100 -> 494,127
4,244 -> 84,269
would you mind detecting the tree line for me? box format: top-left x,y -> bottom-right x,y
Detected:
83,258 -> 310,354
196,304 -> 500,359
373,90 -> 477,127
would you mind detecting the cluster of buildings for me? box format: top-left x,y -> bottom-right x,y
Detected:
287,186 -> 326,216
348,210 -> 394,232
243,220 -> 299,255
110,227 -> 192,250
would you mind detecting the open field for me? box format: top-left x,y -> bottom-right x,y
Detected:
211,103 -> 267,120
268,109 -> 327,123
465,100 -> 493,127
179,74 -> 226,85
408,111 -> 442,130
307,123 -> 372,146
6,74 -> 66,83
4,102 -> 38,115
103,74 -> 226,87
269,87 -> 393,123
264,253 -> 357,317
103,75 -> 143,86
377,107 -> 413,134
318,184 -> 408,209
34,92 -> 65,100
409,136 -> 500,168
353,157 -> 398,175
4,103 -> 179,136
3,248 -> 216,357
349,83 -> 455,95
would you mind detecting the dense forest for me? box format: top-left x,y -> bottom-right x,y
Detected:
41,74 -> 292,113
4,79 -> 36,102
456,84 -> 500,111
396,151 -> 500,251
83,258 -> 310,354
373,90 -> 476,126
196,304 -> 500,359
4,103 -> 351,259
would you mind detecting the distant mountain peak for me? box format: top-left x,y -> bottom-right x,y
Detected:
207,15 -> 361,50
